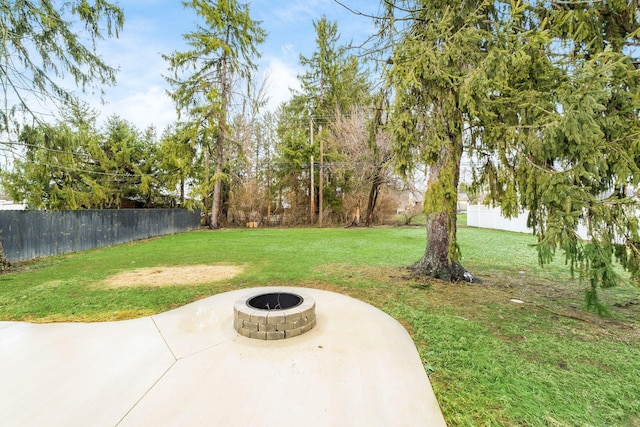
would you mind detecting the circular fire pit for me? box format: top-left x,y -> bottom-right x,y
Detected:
233,290 -> 316,340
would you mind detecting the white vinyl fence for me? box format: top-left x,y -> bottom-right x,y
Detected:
467,204 -> 589,239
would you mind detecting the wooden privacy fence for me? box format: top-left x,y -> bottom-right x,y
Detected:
0,209 -> 201,262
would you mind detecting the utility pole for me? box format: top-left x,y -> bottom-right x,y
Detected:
266,122 -> 272,227
319,124 -> 323,227
310,120 -> 315,224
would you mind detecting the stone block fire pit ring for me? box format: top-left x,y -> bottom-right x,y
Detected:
233,291 -> 316,340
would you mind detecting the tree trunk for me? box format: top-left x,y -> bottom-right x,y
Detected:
210,149 -> 223,228
411,128 -> 479,283
179,173 -> 185,206
364,91 -> 389,227
0,240 -> 12,273
346,202 -> 360,227
412,211 -> 470,281
210,39 -> 229,230
365,166 -> 382,227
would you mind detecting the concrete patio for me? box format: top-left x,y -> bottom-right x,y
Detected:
0,287 -> 446,426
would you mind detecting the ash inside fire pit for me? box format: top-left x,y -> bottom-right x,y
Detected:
247,292 -> 302,311
234,290 -> 316,340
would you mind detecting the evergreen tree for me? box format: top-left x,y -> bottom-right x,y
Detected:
158,123 -> 201,207
1,103 -> 102,209
94,116 -> 161,208
0,0 -> 124,137
275,95 -> 313,224
385,0 -> 640,311
164,0 -> 265,228
387,0 -> 495,282
2,111 -> 166,209
277,17 -> 369,224
299,17 -> 369,126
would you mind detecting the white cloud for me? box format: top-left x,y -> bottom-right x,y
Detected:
261,57 -> 301,111
98,86 -> 176,132
85,13 -> 182,132
79,0 -> 377,130
267,0 -> 336,24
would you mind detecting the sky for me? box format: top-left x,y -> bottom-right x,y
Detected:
81,0 -> 382,133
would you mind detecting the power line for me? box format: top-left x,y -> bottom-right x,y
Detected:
1,144 -> 180,180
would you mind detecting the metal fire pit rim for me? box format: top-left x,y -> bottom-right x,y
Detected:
246,291 -> 304,311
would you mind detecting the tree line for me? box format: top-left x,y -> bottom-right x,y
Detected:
2,3 -> 399,229
3,0 -> 640,312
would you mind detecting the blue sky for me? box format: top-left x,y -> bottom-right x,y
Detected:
86,0 -> 381,132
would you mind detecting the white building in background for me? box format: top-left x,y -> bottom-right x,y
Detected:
0,194 -> 25,210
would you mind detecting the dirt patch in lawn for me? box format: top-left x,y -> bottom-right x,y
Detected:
103,265 -> 244,288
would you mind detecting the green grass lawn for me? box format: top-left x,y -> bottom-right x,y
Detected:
1,223 -> 639,426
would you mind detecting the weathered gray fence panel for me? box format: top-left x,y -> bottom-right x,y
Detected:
0,209 -> 201,262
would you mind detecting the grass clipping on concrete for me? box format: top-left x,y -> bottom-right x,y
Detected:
102,265 -> 244,287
